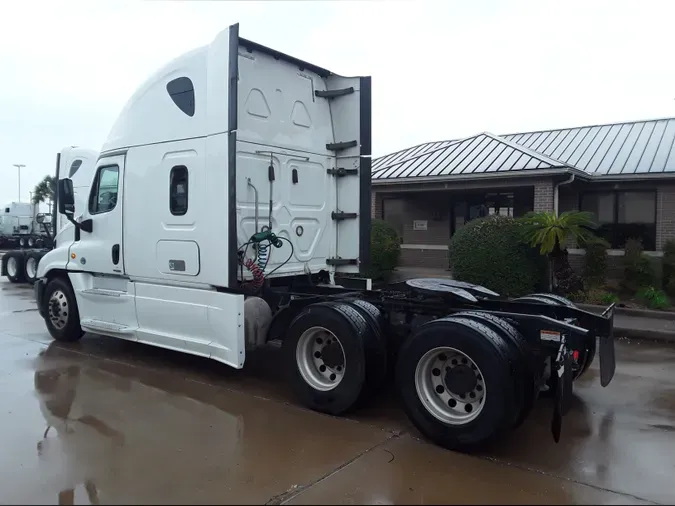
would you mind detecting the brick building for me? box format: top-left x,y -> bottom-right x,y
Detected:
371,117 -> 675,276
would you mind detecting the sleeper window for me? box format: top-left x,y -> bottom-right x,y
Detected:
68,159 -> 83,178
166,77 -> 195,117
89,165 -> 119,214
170,166 -> 188,216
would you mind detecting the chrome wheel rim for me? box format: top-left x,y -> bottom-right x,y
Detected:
48,290 -> 69,330
415,346 -> 486,425
7,257 -> 17,277
296,326 -> 346,391
25,257 -> 37,279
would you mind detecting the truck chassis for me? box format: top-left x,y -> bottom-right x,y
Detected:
254,275 -> 616,452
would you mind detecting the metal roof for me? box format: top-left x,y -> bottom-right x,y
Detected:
503,118 -> 675,175
373,117 -> 675,181
372,132 -> 568,180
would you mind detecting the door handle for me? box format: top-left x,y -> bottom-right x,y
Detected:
112,244 -> 120,265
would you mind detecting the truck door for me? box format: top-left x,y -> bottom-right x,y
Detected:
67,155 -> 125,276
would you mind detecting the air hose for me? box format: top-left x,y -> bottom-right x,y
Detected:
239,230 -> 292,292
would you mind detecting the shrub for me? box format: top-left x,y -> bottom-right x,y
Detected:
367,219 -> 401,281
583,241 -> 608,287
581,288 -> 620,305
663,240 -> 675,295
621,238 -> 655,294
448,215 -> 545,297
636,286 -> 670,310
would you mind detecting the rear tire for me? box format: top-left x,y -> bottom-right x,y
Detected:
396,316 -> 518,453
283,301 -> 368,415
452,311 -> 538,429
23,252 -> 42,284
5,252 -> 25,283
343,299 -> 388,400
43,277 -> 84,342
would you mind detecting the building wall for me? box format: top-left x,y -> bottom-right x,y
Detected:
372,177 -> 556,269
373,177 -> 675,279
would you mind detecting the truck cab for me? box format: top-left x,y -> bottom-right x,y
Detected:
35,23 -> 371,368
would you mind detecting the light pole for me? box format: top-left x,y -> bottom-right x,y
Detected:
13,164 -> 25,202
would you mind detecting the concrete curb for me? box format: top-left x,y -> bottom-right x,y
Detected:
577,303 -> 675,321
613,326 -> 675,345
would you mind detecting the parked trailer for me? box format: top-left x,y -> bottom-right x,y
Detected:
31,24 -> 616,453
1,147 -> 98,284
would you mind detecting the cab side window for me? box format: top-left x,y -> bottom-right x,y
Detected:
170,165 -> 188,216
89,165 -> 120,214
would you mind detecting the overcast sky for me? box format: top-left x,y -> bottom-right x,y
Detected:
2,0 -> 675,207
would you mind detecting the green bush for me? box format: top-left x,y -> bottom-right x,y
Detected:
579,287 -> 620,305
636,286 -> 670,310
448,215 -> 545,297
621,238 -> 655,294
367,219 -> 401,281
583,241 -> 608,287
663,240 -> 675,295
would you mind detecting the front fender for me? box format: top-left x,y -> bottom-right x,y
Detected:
36,246 -> 71,279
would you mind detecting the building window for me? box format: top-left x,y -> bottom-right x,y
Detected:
68,159 -> 83,178
166,77 -> 195,117
170,166 -> 189,216
580,190 -> 656,250
89,165 -> 119,214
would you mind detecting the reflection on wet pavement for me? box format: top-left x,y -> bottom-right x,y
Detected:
0,277 -> 674,504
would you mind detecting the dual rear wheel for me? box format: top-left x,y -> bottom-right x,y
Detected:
283,300 -> 539,452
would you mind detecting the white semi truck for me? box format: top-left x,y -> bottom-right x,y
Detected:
31,23 -> 617,453
1,147 -> 97,284
0,201 -> 52,248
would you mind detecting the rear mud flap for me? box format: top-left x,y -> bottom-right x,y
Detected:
599,303 -> 616,387
551,354 -> 574,443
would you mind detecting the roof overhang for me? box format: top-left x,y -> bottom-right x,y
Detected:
372,167 -> 590,186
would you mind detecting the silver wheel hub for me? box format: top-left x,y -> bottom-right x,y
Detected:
296,326 -> 346,391
48,290 -> 69,330
415,346 -> 486,425
6,257 -> 17,277
26,258 -> 36,279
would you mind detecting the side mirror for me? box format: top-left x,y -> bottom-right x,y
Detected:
58,179 -> 75,216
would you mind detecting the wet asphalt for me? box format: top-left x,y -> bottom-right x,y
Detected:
1,274 -> 674,505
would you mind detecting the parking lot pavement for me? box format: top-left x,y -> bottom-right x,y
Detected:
0,277 -> 674,504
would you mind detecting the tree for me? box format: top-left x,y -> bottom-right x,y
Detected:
518,210 -> 605,294
32,175 -> 57,206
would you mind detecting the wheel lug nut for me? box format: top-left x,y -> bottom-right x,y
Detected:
314,351 -> 321,358
435,385 -> 444,394
319,365 -> 326,372
432,368 -> 440,376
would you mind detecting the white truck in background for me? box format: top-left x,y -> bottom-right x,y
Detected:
0,201 -> 52,249
31,23 -> 617,454
1,147 -> 97,284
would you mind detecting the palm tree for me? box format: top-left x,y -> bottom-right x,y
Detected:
518,210 -> 605,293
32,175 -> 57,207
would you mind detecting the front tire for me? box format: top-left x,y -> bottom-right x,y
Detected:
397,316 -> 518,453
43,277 -> 84,342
